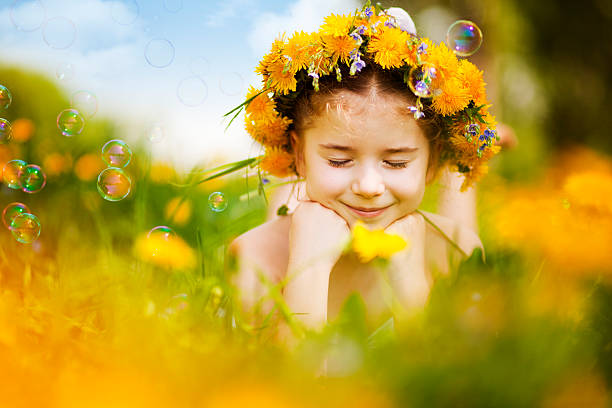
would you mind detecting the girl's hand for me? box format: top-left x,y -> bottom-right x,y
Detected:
289,200 -> 351,270
384,212 -> 430,313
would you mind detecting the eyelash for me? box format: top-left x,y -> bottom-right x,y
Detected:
327,160 -> 409,169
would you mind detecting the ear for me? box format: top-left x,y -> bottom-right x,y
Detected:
290,130 -> 305,177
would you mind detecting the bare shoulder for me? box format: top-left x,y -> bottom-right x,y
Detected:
229,215 -> 292,283
420,210 -> 484,262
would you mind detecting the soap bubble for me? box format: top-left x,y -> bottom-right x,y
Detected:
0,119 -> 12,143
2,159 -> 26,189
10,212 -> 41,244
70,90 -> 98,118
163,0 -> 182,12
111,0 -> 139,25
177,76 -> 208,106
189,57 -> 209,77
162,293 -> 189,317
56,62 -> 75,81
2,202 -> 30,229
408,63 -> 440,98
219,72 -> 244,96
146,122 -> 165,143
208,192 -> 227,212
101,139 -> 132,168
446,20 -> 483,57
97,167 -> 131,201
147,225 -> 175,240
57,108 -> 85,136
42,17 -> 77,49
10,0 -> 46,32
0,85 -> 12,109
21,164 -> 46,193
144,38 -> 175,68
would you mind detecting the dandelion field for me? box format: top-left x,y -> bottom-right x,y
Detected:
2,49 -> 612,408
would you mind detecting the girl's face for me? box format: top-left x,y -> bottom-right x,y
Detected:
295,97 -> 431,230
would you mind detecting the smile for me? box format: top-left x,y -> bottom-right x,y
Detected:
344,203 -> 392,218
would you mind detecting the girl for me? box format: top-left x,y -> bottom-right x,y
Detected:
228,5 -> 498,346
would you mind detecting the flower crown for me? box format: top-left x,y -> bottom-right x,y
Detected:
229,3 -> 500,191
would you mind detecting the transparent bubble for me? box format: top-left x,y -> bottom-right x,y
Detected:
446,20 -> 483,57
101,139 -> 132,168
97,167 -> 131,201
111,0 -> 139,25
2,159 -> 26,189
10,0 -> 46,32
10,212 -> 41,244
147,225 -> 176,240
219,72 -> 244,96
2,202 -> 30,229
177,76 -> 208,106
189,56 -> 209,77
0,118 -> 12,143
21,164 -> 46,193
56,62 -> 75,81
162,293 -> 189,317
208,191 -> 227,212
464,123 -> 480,142
70,90 -> 98,118
0,85 -> 12,109
407,63 -> 440,98
144,38 -> 175,68
146,122 -> 165,143
42,17 -> 77,49
57,108 -> 85,136
163,0 -> 183,12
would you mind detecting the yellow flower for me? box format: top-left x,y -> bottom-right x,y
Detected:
459,60 -> 487,105
255,37 -> 284,79
43,152 -> 71,176
245,114 -> 292,147
284,31 -> 316,73
149,161 -> 176,184
74,153 -> 105,181
563,170 -> 612,215
267,59 -> 297,95
164,197 -> 192,225
367,28 -> 411,69
432,77 -> 471,116
134,231 -> 196,270
10,118 -> 35,143
352,221 -> 408,263
323,34 -> 355,65
320,13 -> 354,37
422,42 -> 459,80
260,146 -> 294,178
245,86 -> 276,121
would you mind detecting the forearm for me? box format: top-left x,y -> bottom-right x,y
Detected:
387,253 -> 430,313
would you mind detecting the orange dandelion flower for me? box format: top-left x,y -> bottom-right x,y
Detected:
245,115 -> 292,147
422,42 -> 459,80
459,60 -> 486,105
255,37 -> 285,79
260,146 -> 294,177
320,13 -> 354,37
432,77 -> 471,116
284,31 -> 316,73
367,28 -> 411,69
323,34 -> 356,65
267,59 -> 297,95
74,153 -> 105,181
245,86 -> 276,121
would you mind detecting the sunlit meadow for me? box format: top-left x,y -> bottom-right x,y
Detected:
2,0 -> 612,407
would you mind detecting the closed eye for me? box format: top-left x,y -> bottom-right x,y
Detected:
327,159 -> 352,167
384,161 -> 409,169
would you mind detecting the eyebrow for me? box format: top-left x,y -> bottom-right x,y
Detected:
319,143 -> 419,153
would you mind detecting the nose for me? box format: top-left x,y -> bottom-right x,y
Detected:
351,163 -> 385,198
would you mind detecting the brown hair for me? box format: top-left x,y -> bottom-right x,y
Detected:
277,61 -> 446,182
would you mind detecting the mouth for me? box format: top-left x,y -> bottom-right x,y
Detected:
344,203 -> 392,218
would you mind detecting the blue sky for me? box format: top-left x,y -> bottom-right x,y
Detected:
0,0 -> 361,170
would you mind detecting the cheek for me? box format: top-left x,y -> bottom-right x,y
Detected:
387,168 -> 427,201
305,162 -> 348,199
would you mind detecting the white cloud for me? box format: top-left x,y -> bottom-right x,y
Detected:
248,0 -> 360,58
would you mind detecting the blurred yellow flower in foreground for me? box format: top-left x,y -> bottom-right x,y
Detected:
10,118 -> 35,143
43,152 -> 72,176
134,232 -> 196,270
149,162 -> 176,184
74,153 -> 105,181
352,221 -> 408,263
164,197 -> 192,225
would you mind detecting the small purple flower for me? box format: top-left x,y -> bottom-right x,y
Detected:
350,32 -> 363,43
417,42 -> 428,55
308,71 -> 319,79
408,106 -> 425,120
384,19 -> 396,28
350,58 -> 366,75
357,25 -> 366,35
283,55 -> 292,62
364,6 -> 373,18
